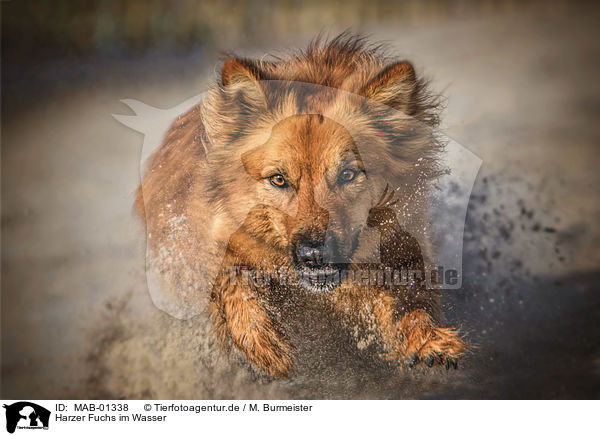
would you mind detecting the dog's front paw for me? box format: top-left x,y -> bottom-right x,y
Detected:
367,184 -> 399,229
396,310 -> 467,370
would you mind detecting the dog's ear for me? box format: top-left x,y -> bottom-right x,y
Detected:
360,61 -> 418,114
221,57 -> 270,108
221,58 -> 268,86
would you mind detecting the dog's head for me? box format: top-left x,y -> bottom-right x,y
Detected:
241,114 -> 371,267
202,36 -> 442,292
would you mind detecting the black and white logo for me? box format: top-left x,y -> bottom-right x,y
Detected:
3,402 -> 50,433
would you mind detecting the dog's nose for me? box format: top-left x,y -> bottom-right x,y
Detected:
297,243 -> 325,268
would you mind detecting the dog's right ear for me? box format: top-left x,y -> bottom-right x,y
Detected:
221,58 -> 266,86
221,58 -> 270,109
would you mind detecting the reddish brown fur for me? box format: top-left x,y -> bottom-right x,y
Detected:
136,34 -> 466,378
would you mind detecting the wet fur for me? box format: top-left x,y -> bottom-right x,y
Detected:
136,33 -> 466,378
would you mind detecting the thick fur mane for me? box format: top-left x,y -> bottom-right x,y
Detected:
222,32 -> 442,126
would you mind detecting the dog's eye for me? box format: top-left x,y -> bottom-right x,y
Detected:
339,169 -> 358,183
269,174 -> 288,188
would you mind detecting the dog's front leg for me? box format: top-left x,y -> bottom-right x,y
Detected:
332,285 -> 466,369
210,267 -> 293,379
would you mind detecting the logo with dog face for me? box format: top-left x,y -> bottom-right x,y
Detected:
3,402 -> 50,433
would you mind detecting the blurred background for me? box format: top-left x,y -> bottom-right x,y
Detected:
2,0 -> 599,399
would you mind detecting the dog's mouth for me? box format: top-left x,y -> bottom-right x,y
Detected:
294,265 -> 344,293
288,231 -> 361,293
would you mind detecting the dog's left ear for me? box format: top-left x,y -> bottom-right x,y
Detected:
360,61 -> 418,114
